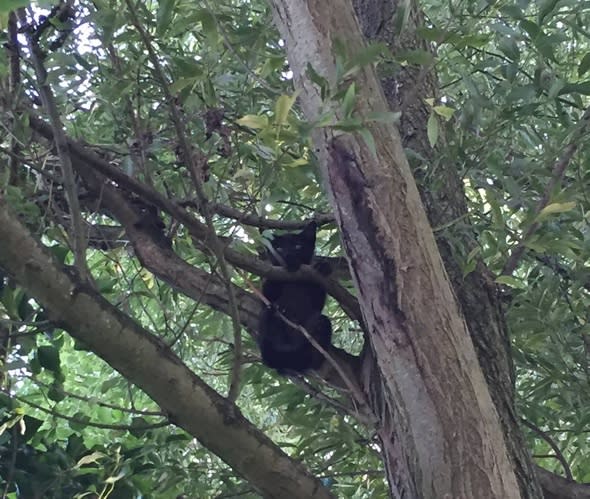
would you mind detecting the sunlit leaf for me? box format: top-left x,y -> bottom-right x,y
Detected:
536,202 -> 576,221
237,114 -> 269,129
274,93 -> 297,125
495,275 -> 527,289
75,452 -> 106,468
433,105 -> 455,120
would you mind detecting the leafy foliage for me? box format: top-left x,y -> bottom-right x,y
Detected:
424,0 -> 590,481
0,0 -> 589,496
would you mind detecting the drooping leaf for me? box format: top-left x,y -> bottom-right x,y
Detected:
536,202 -> 576,221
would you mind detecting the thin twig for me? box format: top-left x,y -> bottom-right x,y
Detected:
18,6 -> 90,281
521,418 -> 573,480
16,396 -> 169,432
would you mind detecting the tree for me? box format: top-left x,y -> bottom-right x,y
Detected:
0,0 -> 589,498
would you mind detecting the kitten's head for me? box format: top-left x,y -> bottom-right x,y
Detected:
266,222 -> 317,272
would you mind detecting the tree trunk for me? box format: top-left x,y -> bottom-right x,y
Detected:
3,0 -> 586,497
269,0 -> 530,496
351,0 -> 543,497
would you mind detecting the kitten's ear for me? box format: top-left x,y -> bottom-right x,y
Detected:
301,221 -> 318,238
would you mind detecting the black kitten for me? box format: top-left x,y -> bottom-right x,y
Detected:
258,222 -> 332,374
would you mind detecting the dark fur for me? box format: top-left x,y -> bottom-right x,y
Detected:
258,222 -> 332,374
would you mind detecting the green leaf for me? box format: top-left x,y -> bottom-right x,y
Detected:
495,275 -> 527,289
559,81 -> 590,96
343,42 -> 388,77
358,128 -> 377,158
198,9 -> 218,43
519,20 -> 540,39
170,77 -> 200,94
306,63 -> 330,100
417,26 -> 451,42
0,0 -> 30,14
537,0 -> 559,25
37,345 -> 61,373
501,4 -> 524,20
274,94 -> 297,126
498,36 -> 520,61
333,117 -> 363,131
578,53 -> 590,78
156,0 -> 176,35
100,377 -> 120,393
427,113 -> 439,147
237,114 -> 269,129
433,105 -> 455,120
547,78 -> 565,100
396,49 -> 435,66
94,7 -> 118,45
174,57 -> 205,78
341,82 -> 356,117
536,202 -> 576,221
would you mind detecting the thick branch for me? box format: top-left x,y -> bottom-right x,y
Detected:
0,194 -> 335,499
27,115 -> 361,323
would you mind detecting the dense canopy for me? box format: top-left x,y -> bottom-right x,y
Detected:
0,0 -> 589,497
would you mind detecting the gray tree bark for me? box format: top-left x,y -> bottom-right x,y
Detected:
351,0 -> 543,497
269,0 -> 525,496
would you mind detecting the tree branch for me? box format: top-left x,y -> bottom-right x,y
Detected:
27,114 -> 362,323
0,194 -> 336,499
17,7 -> 90,280
521,418 -> 573,481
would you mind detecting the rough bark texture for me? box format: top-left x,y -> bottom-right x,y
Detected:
269,0 -> 522,496
351,0 -> 543,496
0,196 -> 335,499
2,1 -> 585,497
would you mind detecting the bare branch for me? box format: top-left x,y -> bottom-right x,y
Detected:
521,418 -> 573,481
208,202 -> 335,230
